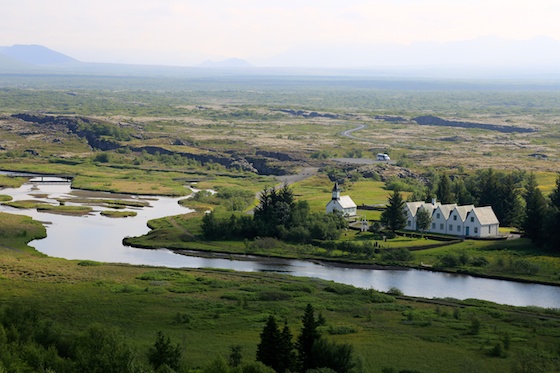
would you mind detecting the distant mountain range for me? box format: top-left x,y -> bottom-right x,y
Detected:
1,38 -> 560,79
0,44 -> 78,66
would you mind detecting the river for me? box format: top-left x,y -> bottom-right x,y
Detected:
1,177 -> 559,309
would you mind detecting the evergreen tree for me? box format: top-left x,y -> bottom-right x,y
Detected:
436,173 -> 455,204
550,174 -> 560,209
256,315 -> 281,371
296,304 -> 321,372
254,183 -> 296,237
312,338 -> 355,373
499,173 -> 523,228
475,168 -> 500,207
201,211 -> 219,240
380,190 -> 407,233
451,177 -> 474,205
545,174 -> 560,251
415,207 -> 432,235
278,320 -> 295,373
522,173 -> 548,244
146,331 -> 182,372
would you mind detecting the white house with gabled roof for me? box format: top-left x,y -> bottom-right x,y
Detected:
464,206 -> 500,237
404,199 -> 500,238
326,182 -> 357,217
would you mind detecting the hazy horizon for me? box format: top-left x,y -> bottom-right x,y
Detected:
1,0 -> 560,68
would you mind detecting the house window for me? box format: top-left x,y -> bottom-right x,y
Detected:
449,225 -> 453,231
470,217 -> 474,223
407,220 -> 411,226
440,223 -> 444,230
457,225 -> 461,232
431,223 -> 436,229
474,227 -> 478,234
453,215 -> 457,221
436,213 -> 440,219
489,226 -> 491,234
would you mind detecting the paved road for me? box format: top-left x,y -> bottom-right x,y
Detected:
275,167 -> 318,186
340,124 -> 368,141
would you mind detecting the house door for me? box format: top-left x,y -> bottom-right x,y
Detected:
465,226 -> 470,236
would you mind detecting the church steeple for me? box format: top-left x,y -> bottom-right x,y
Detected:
332,181 -> 341,200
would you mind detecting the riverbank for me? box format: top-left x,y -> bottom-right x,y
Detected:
161,243 -> 560,288
122,212 -> 560,289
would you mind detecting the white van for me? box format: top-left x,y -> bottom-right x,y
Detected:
376,153 -> 390,161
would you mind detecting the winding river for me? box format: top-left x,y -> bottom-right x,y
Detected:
1,177 -> 559,309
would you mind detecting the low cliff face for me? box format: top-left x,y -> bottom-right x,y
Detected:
11,113 -> 299,176
413,115 -> 536,133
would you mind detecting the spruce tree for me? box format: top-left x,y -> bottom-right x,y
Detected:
522,173 -> 548,244
278,320 -> 295,373
500,173 -> 523,228
380,190 -> 407,233
546,174 -> 560,250
147,331 -> 182,372
256,315 -> 281,371
550,174 -> 560,209
415,207 -> 432,235
296,304 -> 321,372
436,173 -> 455,204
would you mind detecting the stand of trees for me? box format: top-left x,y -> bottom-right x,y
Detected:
522,173 -> 560,249
202,184 -> 347,243
257,304 -> 355,373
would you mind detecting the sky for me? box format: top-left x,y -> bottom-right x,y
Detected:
1,0 -> 560,67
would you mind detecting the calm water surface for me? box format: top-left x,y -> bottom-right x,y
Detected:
1,180 -> 559,309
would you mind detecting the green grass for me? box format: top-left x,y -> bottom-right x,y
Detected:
0,239 -> 558,372
0,174 -> 28,188
3,200 -> 93,215
412,238 -> 560,284
0,212 -> 47,251
100,210 -> 138,218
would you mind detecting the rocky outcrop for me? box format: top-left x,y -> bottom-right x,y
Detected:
12,113 -> 121,150
11,113 -> 297,176
255,150 -> 301,162
276,109 -> 339,119
413,115 -> 536,133
374,115 -> 407,123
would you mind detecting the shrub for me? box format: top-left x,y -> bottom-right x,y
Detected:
77,260 -> 102,266
381,248 -> 412,262
328,325 -> 357,335
387,287 -> 403,296
471,256 -> 489,267
439,253 -> 460,268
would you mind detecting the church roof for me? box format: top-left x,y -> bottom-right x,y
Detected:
338,195 -> 357,208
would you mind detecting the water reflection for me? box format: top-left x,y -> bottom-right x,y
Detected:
0,180 -> 559,308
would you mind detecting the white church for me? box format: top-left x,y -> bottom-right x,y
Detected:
326,182 -> 357,217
